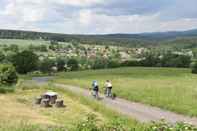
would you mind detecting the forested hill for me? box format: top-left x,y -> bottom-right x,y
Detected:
0,29 -> 197,47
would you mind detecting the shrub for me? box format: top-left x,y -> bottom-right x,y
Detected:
75,114 -> 99,131
92,57 -> 108,69
138,50 -> 192,68
102,117 -> 134,131
56,58 -> 66,71
74,114 -> 133,131
0,86 -> 15,94
9,44 -> 19,52
39,58 -> 56,73
191,61 -> 197,74
39,45 -> 48,52
75,115 -> 197,130
107,60 -> 120,68
67,58 -> 79,71
11,50 -> 38,74
50,40 -> 59,45
161,52 -> 191,68
147,120 -> 197,130
121,60 -> 141,67
0,52 -> 5,62
5,51 -> 16,63
0,64 -> 18,85
140,52 -> 160,67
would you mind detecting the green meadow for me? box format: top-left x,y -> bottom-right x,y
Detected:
0,39 -> 49,46
0,81 -> 144,130
54,67 -> 197,117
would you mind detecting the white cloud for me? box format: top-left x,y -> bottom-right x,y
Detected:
52,0 -> 105,7
160,18 -> 197,31
2,0 -> 47,22
79,10 -> 92,25
0,0 -> 197,34
73,11 -> 197,34
1,0 -> 104,24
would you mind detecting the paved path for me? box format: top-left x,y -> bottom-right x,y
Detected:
32,77 -> 197,125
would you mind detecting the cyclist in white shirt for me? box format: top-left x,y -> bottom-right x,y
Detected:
105,80 -> 112,97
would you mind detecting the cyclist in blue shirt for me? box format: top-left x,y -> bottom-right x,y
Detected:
92,80 -> 99,99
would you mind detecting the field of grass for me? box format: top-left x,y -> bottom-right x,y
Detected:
0,39 -> 49,47
54,67 -> 197,117
0,83 -> 102,130
0,80 -> 145,130
0,38 -> 105,48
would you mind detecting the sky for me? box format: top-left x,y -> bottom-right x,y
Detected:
0,0 -> 197,34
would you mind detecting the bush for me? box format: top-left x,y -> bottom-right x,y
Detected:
92,57 -> 108,69
107,60 -> 120,68
0,52 -> 5,62
0,64 -> 18,85
121,60 -> 141,67
4,51 -> 16,63
9,44 -> 19,52
161,52 -> 191,68
67,58 -> 79,71
0,86 -> 15,94
11,50 -> 38,74
138,50 -> 192,68
56,58 -> 66,71
39,45 -> 48,52
140,52 -> 160,67
191,61 -> 197,74
39,58 -> 56,73
147,120 -> 197,130
75,114 -> 99,131
102,117 -> 134,131
74,114 -> 134,131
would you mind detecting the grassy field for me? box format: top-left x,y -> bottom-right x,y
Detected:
0,80 -> 144,130
54,67 -> 197,117
0,39 -> 49,47
0,83 -> 101,130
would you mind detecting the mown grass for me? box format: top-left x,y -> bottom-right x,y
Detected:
0,82 -> 105,130
54,67 -> 197,117
0,121 -> 67,131
0,80 -> 146,130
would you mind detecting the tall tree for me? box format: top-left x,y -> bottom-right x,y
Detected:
11,50 -> 38,74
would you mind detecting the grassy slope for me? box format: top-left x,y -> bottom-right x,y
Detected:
0,39 -> 49,46
54,67 -> 197,117
0,81 -> 144,130
0,83 -> 104,130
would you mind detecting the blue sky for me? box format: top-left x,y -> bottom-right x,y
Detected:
0,0 -> 197,34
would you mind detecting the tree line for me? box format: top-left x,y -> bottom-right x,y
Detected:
1,49 -> 197,86
2,29 -> 197,48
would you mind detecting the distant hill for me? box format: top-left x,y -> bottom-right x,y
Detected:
102,29 -> 197,40
0,29 -> 197,47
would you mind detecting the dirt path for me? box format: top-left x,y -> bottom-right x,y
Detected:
32,77 -> 197,125
54,84 -> 197,125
